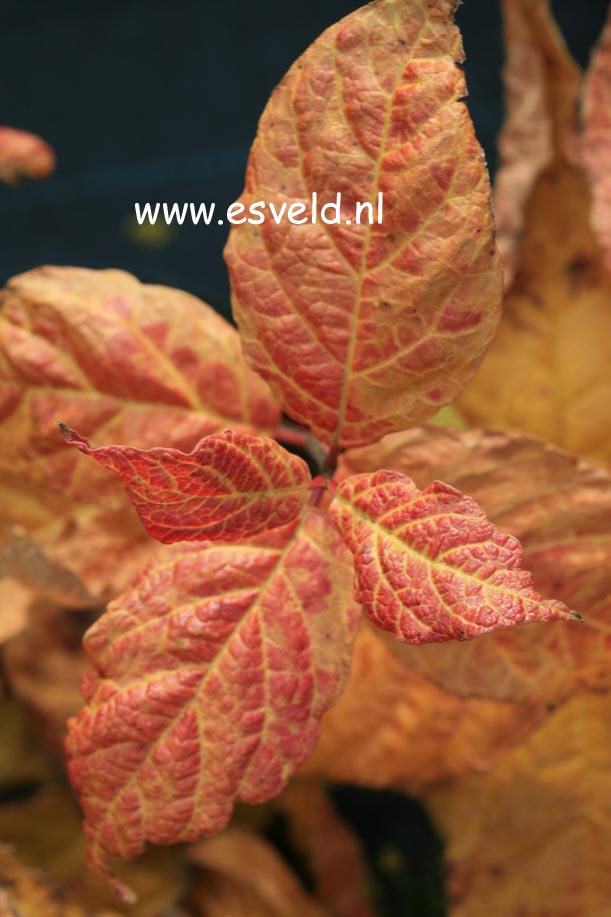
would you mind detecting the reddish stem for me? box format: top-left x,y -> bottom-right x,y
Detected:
321,445 -> 340,477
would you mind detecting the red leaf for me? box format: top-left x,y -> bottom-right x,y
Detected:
341,427 -> 611,705
225,0 -> 502,448
65,509 -> 360,894
59,426 -> 311,543
0,127 -> 55,184
0,266 -> 280,507
330,470 -> 578,644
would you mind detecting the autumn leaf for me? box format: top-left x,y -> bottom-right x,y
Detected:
329,469 -> 576,644
0,502 -> 154,646
1,528 -> 94,608
225,0 -> 502,448
457,2 -> 611,468
0,126 -> 55,184
342,427 -> 611,705
65,508 -> 360,894
303,625 -> 542,791
2,601 -> 94,751
0,266 -> 279,512
0,844 -> 107,917
187,829 -> 329,917
0,788 -> 184,917
583,5 -> 611,276
426,692 -> 611,917
493,0 -> 581,282
0,580 -> 34,645
278,781 -> 378,917
24,502 -> 156,604
59,426 -> 311,543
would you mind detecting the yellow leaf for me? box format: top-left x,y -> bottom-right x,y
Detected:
457,1 -> 611,467
427,693 -> 611,917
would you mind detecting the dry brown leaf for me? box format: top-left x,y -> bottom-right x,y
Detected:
2,601 -> 93,750
278,781 -> 376,917
187,828 -> 329,917
459,158 -> 611,467
27,501 -> 156,603
0,529 -> 94,608
0,500 -> 155,650
0,844 -> 114,917
583,6 -> 611,275
302,625 -> 540,791
457,0 -> 611,467
494,0 -> 581,281
426,692 -> 611,917
341,427 -> 611,705
0,788 -> 183,916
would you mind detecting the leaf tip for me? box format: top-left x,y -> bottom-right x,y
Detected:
114,881 -> 137,905
57,422 -> 89,449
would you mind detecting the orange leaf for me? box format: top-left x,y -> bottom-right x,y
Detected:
59,426 -> 311,543
0,127 -> 55,184
0,844 -> 106,917
187,829 -> 330,917
330,470 -> 576,644
342,427 -> 611,704
493,0 -> 581,283
278,781 -> 377,917
24,502 -> 156,604
65,508 -> 360,895
583,5 -> 611,276
303,625 -> 541,790
457,3 -> 611,467
225,0 -> 502,448
3,602 -> 96,752
0,266 -> 279,508
0,788 -> 184,917
1,528 -> 94,608
427,693 -> 611,916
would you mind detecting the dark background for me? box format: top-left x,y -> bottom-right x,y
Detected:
1,0 -> 608,321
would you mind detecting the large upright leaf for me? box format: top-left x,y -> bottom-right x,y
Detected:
583,5 -> 611,276
225,0 -> 502,448
0,266 -> 279,509
427,693 -> 611,917
0,126 -> 55,183
66,509 -> 360,894
493,0 -> 581,281
60,426 -> 311,543
457,3 -> 611,467
342,427 -> 611,704
329,470 -> 575,644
